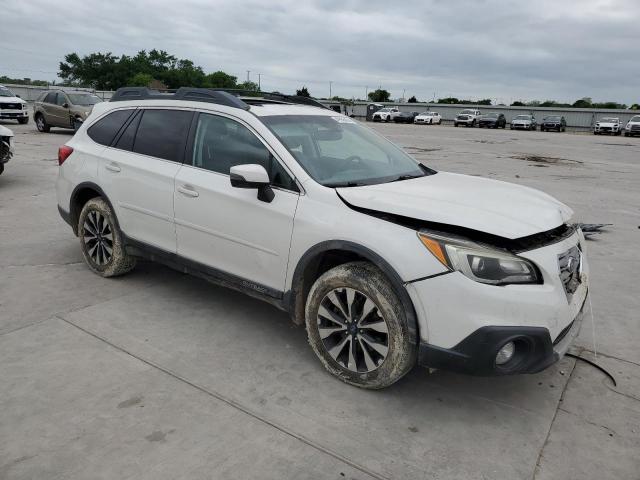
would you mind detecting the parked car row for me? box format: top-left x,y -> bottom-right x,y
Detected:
371,104 -> 640,136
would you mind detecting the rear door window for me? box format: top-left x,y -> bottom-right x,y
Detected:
114,110 -> 141,151
132,109 -> 193,162
55,93 -> 67,106
87,109 -> 135,146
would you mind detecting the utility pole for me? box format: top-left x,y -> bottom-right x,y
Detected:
246,70 -> 250,83
329,81 -> 333,99
402,88 -> 406,102
257,73 -> 261,90
365,86 -> 368,100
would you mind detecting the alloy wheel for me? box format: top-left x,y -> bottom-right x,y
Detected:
317,287 -> 389,373
83,210 -> 113,265
36,116 -> 44,131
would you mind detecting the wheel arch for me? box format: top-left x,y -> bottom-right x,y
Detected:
285,240 -> 419,340
69,182 -> 120,236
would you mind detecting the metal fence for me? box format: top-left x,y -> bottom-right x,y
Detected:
2,84 -> 114,102
4,83 -> 636,129
321,100 -> 639,130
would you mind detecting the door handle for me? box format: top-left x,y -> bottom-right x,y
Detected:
177,185 -> 199,198
105,163 -> 121,173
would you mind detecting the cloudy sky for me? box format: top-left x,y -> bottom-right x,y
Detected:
2,0 -> 639,103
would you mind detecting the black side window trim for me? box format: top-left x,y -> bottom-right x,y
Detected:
110,109 -> 141,148
185,111 -> 299,192
129,108 -> 194,164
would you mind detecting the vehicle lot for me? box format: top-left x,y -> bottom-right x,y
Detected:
1,121 -> 639,479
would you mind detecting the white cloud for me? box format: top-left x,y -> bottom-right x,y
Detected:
2,0 -> 639,103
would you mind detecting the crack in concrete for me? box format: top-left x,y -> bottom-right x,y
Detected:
56,315 -> 387,480
556,406 -> 619,436
3,261 -> 84,268
532,355 -> 579,479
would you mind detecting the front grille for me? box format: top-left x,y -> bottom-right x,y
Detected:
558,245 -> 582,299
0,103 -> 22,110
631,125 -> 640,131
599,126 -> 612,132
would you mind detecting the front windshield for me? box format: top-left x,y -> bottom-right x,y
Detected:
631,116 -> 640,122
0,87 -> 16,97
514,115 -> 531,120
67,94 -> 102,106
600,118 -> 618,123
544,116 -> 560,121
262,115 -> 430,187
378,108 -> 391,113
461,109 -> 475,114
483,113 -> 498,118
423,112 -> 435,116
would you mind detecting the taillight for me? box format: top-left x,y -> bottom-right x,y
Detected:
58,145 -> 74,166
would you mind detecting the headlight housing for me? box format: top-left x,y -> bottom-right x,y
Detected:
418,232 -> 541,285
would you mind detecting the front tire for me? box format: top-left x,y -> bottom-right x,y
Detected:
78,197 -> 136,277
35,113 -> 50,133
305,262 -> 417,389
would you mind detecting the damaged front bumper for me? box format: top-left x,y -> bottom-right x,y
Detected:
406,228 -> 588,376
417,295 -> 585,375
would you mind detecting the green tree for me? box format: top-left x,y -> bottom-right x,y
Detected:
511,101 -> 525,106
204,71 -> 237,88
296,86 -> 311,97
437,97 -> 460,104
407,95 -> 417,103
572,97 -> 592,108
476,98 -> 492,105
237,81 -> 260,92
128,72 -> 154,87
368,89 -> 390,102
631,104 -> 640,110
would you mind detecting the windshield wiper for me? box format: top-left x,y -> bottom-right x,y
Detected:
388,173 -> 424,183
324,181 -> 367,188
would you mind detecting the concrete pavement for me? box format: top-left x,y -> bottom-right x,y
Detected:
1,120 -> 638,479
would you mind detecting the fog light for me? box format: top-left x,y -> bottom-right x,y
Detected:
495,341 -> 515,365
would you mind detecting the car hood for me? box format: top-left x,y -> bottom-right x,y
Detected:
597,122 -> 618,126
0,96 -> 25,104
337,172 -> 573,239
513,119 -> 532,123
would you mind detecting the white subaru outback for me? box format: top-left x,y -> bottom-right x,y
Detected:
56,87 -> 588,389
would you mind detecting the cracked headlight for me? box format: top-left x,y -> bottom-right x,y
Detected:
418,232 -> 541,285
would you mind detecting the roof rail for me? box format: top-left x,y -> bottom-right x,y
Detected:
110,86 -> 330,111
110,87 -> 250,110
210,88 -> 330,110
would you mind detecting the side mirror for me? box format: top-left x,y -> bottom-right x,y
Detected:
62,103 -> 69,109
230,164 -> 274,203
16,94 -> 21,98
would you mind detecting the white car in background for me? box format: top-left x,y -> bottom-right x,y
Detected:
0,85 -> 29,124
56,87 -> 588,389
593,117 -> 622,135
372,107 -> 401,122
624,115 -> 640,137
453,109 -> 481,127
0,124 -> 15,175
414,112 -> 442,125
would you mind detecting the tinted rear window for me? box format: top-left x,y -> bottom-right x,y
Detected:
114,110 -> 141,151
132,109 -> 193,162
87,109 -> 135,146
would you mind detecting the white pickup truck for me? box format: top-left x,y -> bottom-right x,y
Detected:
454,109 -> 481,127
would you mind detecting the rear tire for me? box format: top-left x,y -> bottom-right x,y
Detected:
305,262 -> 417,389
35,113 -> 50,133
78,197 -> 136,277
